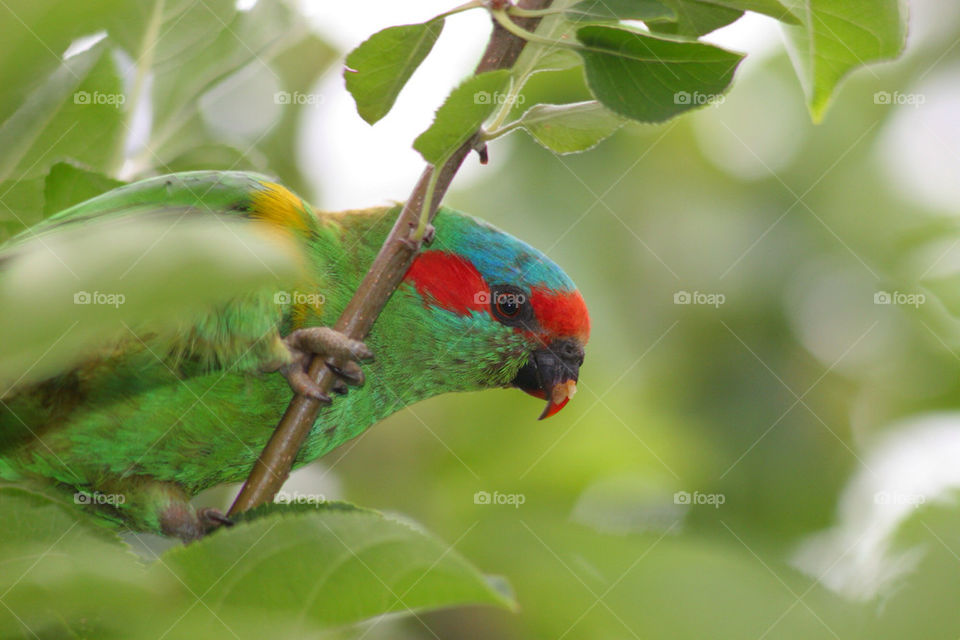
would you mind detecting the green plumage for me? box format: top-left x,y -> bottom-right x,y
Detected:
0,171 -> 580,537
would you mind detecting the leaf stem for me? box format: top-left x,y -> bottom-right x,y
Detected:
117,0 -> 164,176
413,162 -> 443,241
485,76 -> 520,133
435,0 -> 486,20
506,6 -> 565,18
483,118 -> 524,140
490,9 -> 575,48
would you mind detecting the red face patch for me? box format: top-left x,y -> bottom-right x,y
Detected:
404,250 -> 590,345
529,288 -> 590,344
404,251 -> 488,315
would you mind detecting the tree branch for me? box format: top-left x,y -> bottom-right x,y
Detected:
228,0 -> 552,516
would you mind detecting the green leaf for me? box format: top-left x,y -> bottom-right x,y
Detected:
0,488 -> 502,637
146,108 -> 263,173
232,499 -> 369,523
0,1 -> 327,185
922,275 -> 960,317
783,0 -> 907,122
158,506 -> 515,628
0,43 -> 124,183
648,0 -> 743,37
133,1 -> 299,142
257,34 -> 337,194
512,0 -> 584,80
0,483 -> 172,639
0,0 -> 125,124
0,210 -> 302,392
345,19 -> 445,125
576,26 -> 744,122
0,176 -> 46,240
111,0 -> 317,176
413,70 -> 511,165
698,0 -> 799,23
43,162 -> 125,216
515,101 -> 624,154
567,0 -> 675,22
647,0 -> 800,31
0,482 -> 127,551
150,32 -> 336,192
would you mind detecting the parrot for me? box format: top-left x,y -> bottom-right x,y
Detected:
0,171 -> 590,540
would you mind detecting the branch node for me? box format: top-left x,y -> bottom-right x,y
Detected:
474,139 -> 490,164
422,223 -> 436,245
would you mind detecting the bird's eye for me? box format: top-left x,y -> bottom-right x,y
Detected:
490,285 -> 531,325
496,297 -> 520,317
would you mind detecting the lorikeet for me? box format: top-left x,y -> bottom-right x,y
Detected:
0,171 -> 589,540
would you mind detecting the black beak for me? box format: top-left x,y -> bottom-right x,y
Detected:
511,338 -> 585,419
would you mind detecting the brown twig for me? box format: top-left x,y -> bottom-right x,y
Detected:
228,0 -> 552,516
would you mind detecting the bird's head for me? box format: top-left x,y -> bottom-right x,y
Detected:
399,208 -> 590,419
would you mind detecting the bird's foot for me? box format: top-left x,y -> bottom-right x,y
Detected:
198,507 -> 234,532
159,506 -> 234,541
269,327 -> 373,402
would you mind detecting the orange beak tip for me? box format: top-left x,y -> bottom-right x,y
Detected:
538,396 -> 570,420
537,380 -> 578,420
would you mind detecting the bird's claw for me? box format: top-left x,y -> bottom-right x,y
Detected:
280,362 -> 332,403
198,507 -> 234,533
272,327 -> 373,401
327,360 -> 365,386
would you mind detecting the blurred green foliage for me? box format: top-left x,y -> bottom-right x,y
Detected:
0,485 -> 510,638
1,0 -> 958,638
330,3 -> 960,639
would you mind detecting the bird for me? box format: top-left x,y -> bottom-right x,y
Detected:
0,171 -> 589,540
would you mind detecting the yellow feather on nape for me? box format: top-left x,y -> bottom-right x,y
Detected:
245,181 -> 315,301
249,182 -> 326,327
289,296 -> 325,330
250,181 -> 313,233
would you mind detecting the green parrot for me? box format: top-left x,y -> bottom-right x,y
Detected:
0,171 -> 590,540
